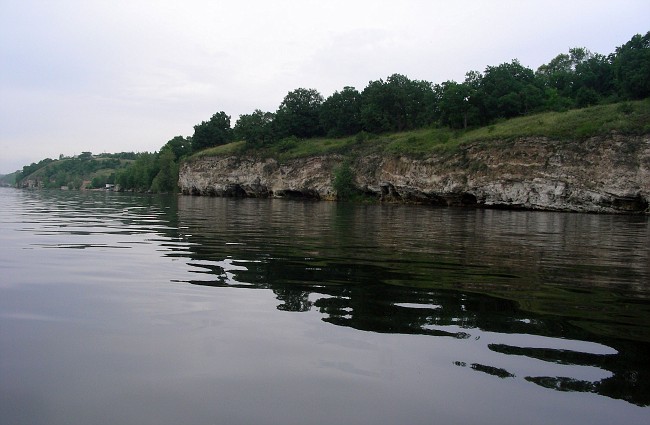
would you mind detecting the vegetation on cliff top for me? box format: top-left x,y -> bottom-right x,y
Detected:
194,98 -> 650,161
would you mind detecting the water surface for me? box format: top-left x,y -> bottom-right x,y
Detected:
1,189 -> 649,424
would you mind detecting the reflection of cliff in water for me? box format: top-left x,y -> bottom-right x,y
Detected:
173,196 -> 650,406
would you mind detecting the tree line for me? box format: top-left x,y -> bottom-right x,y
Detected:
189,30 -> 649,152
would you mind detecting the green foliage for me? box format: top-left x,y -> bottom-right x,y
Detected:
275,136 -> 300,153
90,176 -> 105,189
114,152 -> 159,192
193,99 -> 649,165
480,60 -> 544,120
190,141 -> 246,159
459,98 -> 650,143
175,31 -> 650,161
15,158 -> 54,183
332,160 -> 357,200
16,154 -> 131,189
613,31 -> 650,99
150,149 -> 178,193
100,136 -> 189,193
320,86 -> 362,137
355,131 -> 373,143
575,87 -> 600,107
274,88 -> 324,139
0,172 -> 17,186
574,53 -> 615,99
437,80 -> 475,129
234,109 -> 275,148
360,74 -> 436,133
383,128 -> 456,157
162,136 -> 191,160
113,150 -> 180,193
191,111 -> 233,153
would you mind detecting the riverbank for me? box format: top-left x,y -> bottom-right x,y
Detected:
179,133 -> 650,214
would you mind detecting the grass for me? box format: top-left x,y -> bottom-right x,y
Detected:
191,140 -> 247,158
272,135 -> 356,159
460,98 -> 650,143
189,99 -> 650,162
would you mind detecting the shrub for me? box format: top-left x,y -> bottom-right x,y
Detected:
332,160 -> 357,200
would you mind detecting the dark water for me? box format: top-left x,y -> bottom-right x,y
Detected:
1,188 -> 649,425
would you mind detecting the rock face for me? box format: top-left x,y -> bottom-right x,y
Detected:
178,135 -> 650,214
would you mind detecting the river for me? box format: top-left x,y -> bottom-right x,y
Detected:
1,188 -> 648,424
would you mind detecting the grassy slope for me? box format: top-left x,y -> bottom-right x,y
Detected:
0,172 -> 17,185
21,157 -> 135,185
191,99 -> 650,161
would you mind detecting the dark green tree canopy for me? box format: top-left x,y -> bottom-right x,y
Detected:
162,136 -> 192,160
191,111 -> 233,152
614,31 -> 650,99
234,109 -> 275,148
360,74 -> 436,133
437,80 -> 474,129
274,88 -> 324,139
151,148 -> 178,193
320,86 -> 362,137
480,60 -> 544,120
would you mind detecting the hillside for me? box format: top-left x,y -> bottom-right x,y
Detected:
17,152 -> 136,189
0,172 -> 17,187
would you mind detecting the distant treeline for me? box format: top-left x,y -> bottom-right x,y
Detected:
15,152 -> 139,189
16,31 -> 650,193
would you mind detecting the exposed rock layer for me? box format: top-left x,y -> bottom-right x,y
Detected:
178,135 -> 650,214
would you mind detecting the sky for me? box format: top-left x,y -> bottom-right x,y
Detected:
1,0 -> 649,174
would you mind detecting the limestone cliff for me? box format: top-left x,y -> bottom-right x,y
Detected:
179,135 -> 650,214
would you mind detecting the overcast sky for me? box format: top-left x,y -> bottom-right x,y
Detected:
1,0 -> 648,174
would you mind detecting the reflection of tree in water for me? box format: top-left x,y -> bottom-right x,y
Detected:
274,286 -> 312,312
180,250 -> 650,407
269,280 -> 650,407
488,341 -> 650,406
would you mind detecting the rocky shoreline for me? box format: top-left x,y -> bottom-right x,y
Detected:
178,135 -> 650,214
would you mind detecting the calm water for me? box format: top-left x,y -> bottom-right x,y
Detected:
1,188 -> 649,425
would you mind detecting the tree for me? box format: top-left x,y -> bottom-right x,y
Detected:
320,86 -> 362,137
162,136 -> 191,160
234,109 -> 275,148
359,79 -> 393,133
479,60 -> 544,121
613,31 -> 650,99
360,74 -> 436,133
90,175 -> 105,189
151,148 -> 178,193
437,71 -> 483,129
575,54 -> 614,98
537,47 -> 617,108
274,88 -> 324,139
191,111 -> 233,152
575,86 -> 600,107
114,152 -> 158,191
537,52 -> 574,99
332,159 -> 357,200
